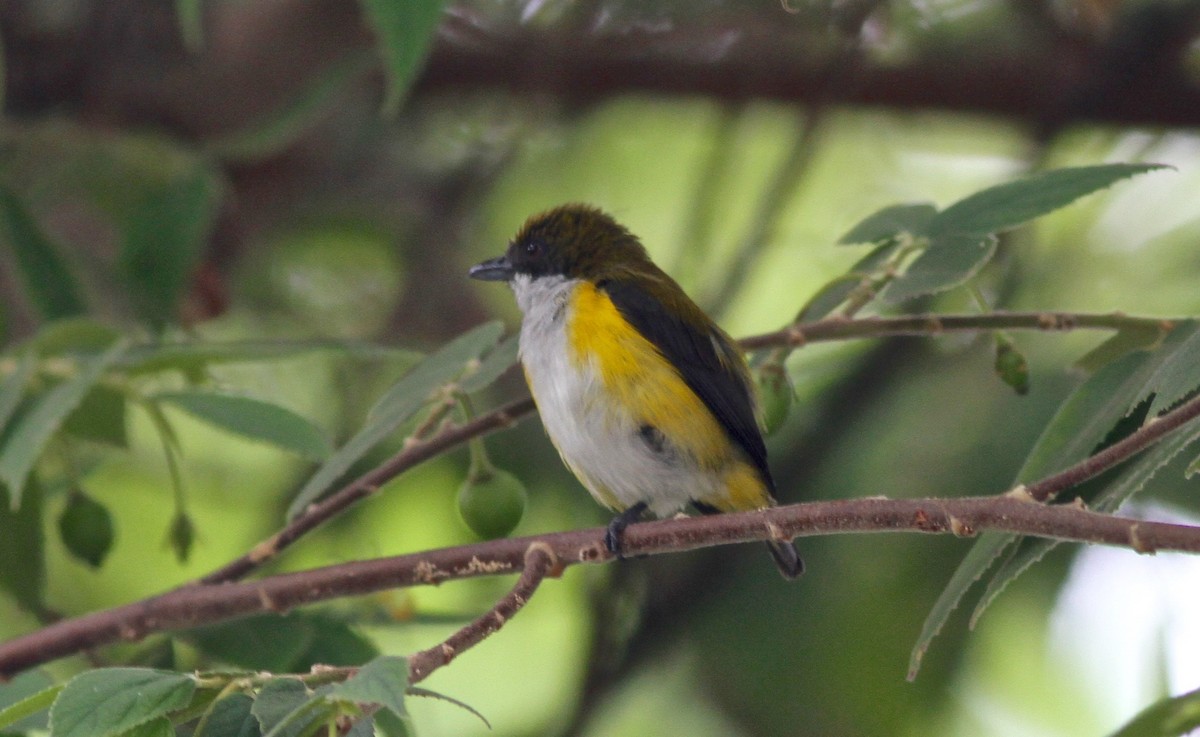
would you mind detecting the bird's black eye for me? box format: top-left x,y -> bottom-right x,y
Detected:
525,240 -> 541,256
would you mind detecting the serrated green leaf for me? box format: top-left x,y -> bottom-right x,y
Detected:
458,334 -> 519,393
0,340 -> 127,507
196,693 -> 260,737
911,332 -> 1194,679
907,528 -> 1015,680
1107,685 -> 1200,737
0,677 -> 60,733
0,187 -> 86,320
117,716 -> 173,737
0,477 -> 44,612
0,353 -> 34,437
118,165 -> 221,331
328,656 -> 408,720
838,202 -> 937,244
882,232 -> 997,304
63,384 -> 128,448
1143,326 -> 1200,418
360,0 -> 447,116
251,680 -> 326,737
49,669 -> 196,737
929,163 -> 1168,237
287,321 -> 503,518
1075,322 -> 1171,374
972,414 -> 1200,627
154,391 -> 332,461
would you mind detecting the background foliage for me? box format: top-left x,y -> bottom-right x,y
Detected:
2,1 -> 1200,736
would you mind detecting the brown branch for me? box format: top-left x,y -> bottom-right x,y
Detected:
3,495 -> 1200,678
1025,391 -> 1200,502
193,310 -> 1170,587
739,311 -> 1175,350
407,543 -> 558,685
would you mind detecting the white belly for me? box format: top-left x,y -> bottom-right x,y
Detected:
512,275 -> 723,518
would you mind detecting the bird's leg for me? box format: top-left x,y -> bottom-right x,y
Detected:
604,501 -> 649,557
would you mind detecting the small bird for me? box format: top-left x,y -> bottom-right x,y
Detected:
468,204 -> 802,579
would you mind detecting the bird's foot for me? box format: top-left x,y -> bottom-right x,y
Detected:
604,502 -> 648,558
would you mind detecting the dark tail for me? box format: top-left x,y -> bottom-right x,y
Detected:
767,540 -> 804,579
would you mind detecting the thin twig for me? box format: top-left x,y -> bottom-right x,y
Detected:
1024,391 -> 1200,502
739,311 -> 1175,350
196,397 -> 534,584
407,543 -> 558,684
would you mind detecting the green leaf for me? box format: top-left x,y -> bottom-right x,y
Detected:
154,391 -> 332,461
1142,326 -> 1200,418
882,232 -> 997,303
972,416 -> 1200,627
838,202 -> 936,244
0,477 -> 44,612
373,708 -> 414,737
183,613 -> 373,672
0,353 -> 34,437
0,677 -> 60,733
250,680 -> 325,737
907,528 -> 1013,680
328,656 -> 408,720
196,693 -> 260,737
795,240 -> 901,321
296,617 -> 378,669
359,0 -> 447,116
58,491 -> 116,568
122,339 -> 417,376
116,716 -> 173,737
49,669 -> 196,737
205,53 -> 374,162
928,163 -> 1168,237
0,187 -> 86,320
28,319 -> 121,357
1075,322 -> 1172,374
286,321 -> 504,518
118,164 -> 221,331
910,333 -> 1192,679
0,340 -> 127,507
458,334 -> 519,393
63,385 -> 128,448
1107,686 -> 1200,737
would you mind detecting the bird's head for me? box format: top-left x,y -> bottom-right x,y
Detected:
469,204 -> 653,284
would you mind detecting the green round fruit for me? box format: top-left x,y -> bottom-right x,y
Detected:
457,468 -> 527,539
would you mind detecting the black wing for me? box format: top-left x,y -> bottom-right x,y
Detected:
601,278 -> 774,492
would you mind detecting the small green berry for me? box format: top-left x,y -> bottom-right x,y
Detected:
457,468 -> 527,539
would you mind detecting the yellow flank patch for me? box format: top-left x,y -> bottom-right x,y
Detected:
566,281 -> 754,481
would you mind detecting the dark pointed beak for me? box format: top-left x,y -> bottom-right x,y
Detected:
468,255 -> 515,282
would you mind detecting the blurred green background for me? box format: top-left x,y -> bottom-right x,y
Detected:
2,1 -> 1200,735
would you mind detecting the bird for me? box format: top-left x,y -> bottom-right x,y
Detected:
468,204 -> 802,579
